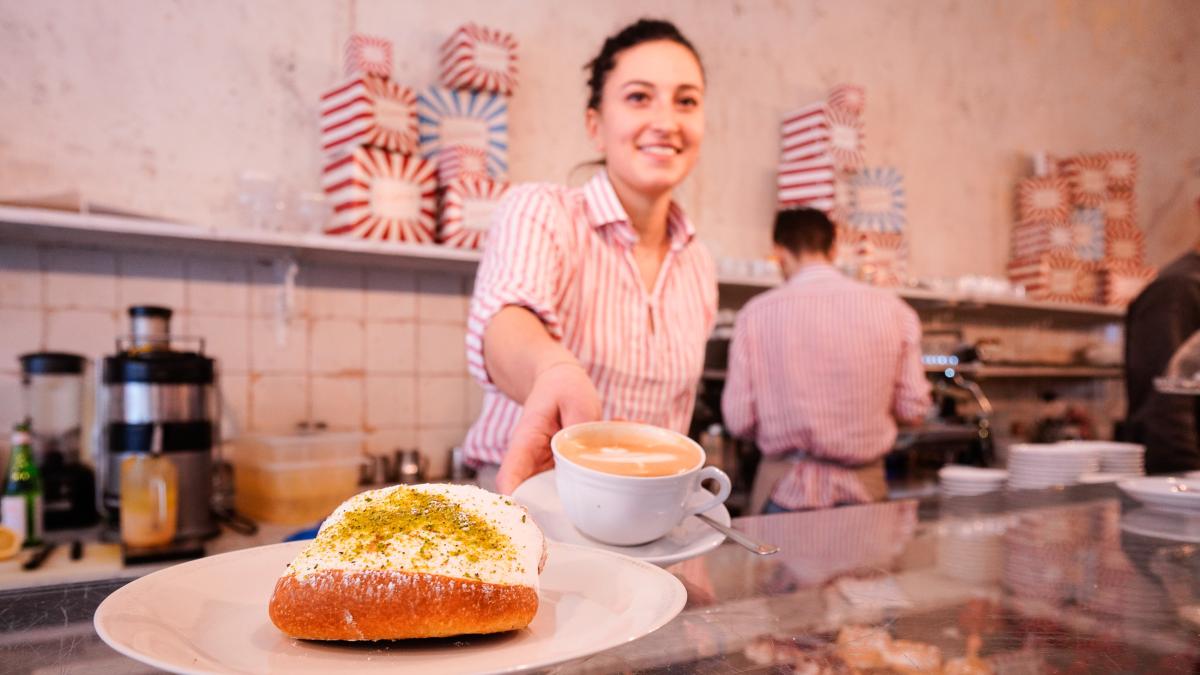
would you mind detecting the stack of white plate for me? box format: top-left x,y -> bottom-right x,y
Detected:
938,465 -> 1008,496
1006,443 -> 1099,490
1057,441 -> 1145,476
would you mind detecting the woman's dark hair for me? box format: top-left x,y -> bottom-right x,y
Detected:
585,19 -> 703,110
774,208 -> 835,255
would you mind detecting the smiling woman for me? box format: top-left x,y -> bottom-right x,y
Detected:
461,19 -> 718,495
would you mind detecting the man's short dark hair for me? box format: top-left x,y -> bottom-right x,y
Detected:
773,208 -> 835,256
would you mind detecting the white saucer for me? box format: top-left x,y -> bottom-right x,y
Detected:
512,469 -> 729,567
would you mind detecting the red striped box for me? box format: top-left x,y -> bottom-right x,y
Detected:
1102,188 -> 1136,229
827,83 -> 865,116
344,34 -> 392,78
320,75 -> 419,156
1008,253 -> 1097,303
833,224 -> 865,270
1100,263 -> 1156,307
855,231 -> 907,287
1100,151 -> 1138,190
777,153 -> 836,210
439,23 -> 519,95
1061,155 -> 1109,207
438,175 -> 510,249
321,146 -> 437,243
780,102 -> 864,171
1010,220 -> 1074,260
1017,177 -> 1071,224
437,144 -> 490,186
1104,221 -> 1146,266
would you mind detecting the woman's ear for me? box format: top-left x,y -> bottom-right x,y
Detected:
585,107 -> 604,154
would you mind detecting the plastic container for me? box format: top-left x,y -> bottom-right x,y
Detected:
229,433 -> 364,525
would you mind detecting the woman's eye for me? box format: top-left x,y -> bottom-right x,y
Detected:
677,96 -> 699,108
626,91 -> 650,104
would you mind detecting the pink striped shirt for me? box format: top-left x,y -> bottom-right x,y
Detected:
722,263 -> 931,509
464,171 -> 718,466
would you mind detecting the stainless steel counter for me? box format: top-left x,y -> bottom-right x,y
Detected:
2,482 -> 1199,673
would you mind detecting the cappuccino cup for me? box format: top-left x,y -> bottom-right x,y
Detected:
551,421 -> 732,546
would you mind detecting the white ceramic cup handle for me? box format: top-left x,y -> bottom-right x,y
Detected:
685,466 -> 732,519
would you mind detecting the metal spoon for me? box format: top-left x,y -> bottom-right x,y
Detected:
695,513 -> 779,555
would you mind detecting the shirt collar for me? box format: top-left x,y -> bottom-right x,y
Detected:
582,170 -> 695,251
786,261 -> 841,286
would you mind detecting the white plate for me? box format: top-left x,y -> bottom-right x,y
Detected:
512,469 -> 728,566
1121,507 -> 1200,543
95,540 -> 685,675
1118,477 -> 1200,513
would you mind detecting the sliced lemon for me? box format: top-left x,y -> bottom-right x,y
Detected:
0,525 -> 18,560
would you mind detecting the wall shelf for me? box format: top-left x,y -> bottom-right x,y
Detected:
0,206 -> 1128,322
922,364 -> 1124,379
0,205 -> 483,273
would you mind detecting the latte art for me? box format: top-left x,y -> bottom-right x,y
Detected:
556,435 -> 700,477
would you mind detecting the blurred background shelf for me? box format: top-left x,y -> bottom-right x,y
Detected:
922,364 -> 1124,379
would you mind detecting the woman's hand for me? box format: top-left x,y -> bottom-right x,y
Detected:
496,362 -> 602,494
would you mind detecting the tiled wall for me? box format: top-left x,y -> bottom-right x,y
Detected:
0,242 -> 481,477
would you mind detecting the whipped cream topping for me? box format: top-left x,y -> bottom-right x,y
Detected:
286,483 -> 544,589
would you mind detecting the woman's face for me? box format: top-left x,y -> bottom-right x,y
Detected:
586,40 -> 705,199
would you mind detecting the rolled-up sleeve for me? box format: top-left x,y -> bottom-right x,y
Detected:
722,310 -> 758,439
466,185 -> 569,387
892,304 -> 932,423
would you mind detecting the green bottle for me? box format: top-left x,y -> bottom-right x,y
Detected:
2,420 -> 43,547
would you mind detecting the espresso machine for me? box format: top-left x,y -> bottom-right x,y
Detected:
100,306 -> 218,558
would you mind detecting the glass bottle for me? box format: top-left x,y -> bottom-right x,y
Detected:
119,424 -> 178,548
2,420 -> 44,547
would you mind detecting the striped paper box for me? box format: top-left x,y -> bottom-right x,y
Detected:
1101,151 -> 1138,190
1011,220 -> 1074,260
320,75 -> 418,156
1061,155 -> 1109,207
417,86 -> 508,179
833,224 -> 865,271
438,175 -> 510,249
780,101 -> 864,171
1104,221 -> 1146,266
1101,188 -> 1136,229
1017,177 -> 1071,224
1007,253 -> 1096,303
1069,208 -> 1105,261
439,23 -> 519,95
1100,263 -> 1156,307
845,166 -> 906,233
322,146 -> 437,243
778,154 -> 836,210
437,144 -> 490,186
855,231 -> 907,287
344,34 -> 392,78
827,83 -> 865,116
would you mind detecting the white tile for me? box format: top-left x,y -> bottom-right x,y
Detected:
44,310 -> 117,361
365,375 -> 416,431
366,429 -> 416,457
364,321 -> 416,374
250,316 -> 308,373
249,374 -> 308,433
309,375 -> 364,431
417,323 -> 467,375
185,314 -> 250,374
309,319 -> 364,374
418,376 -> 467,427
217,374 -> 250,438
44,248 -> 117,310
417,425 -> 466,479
250,259 -> 308,318
365,268 -> 416,321
0,243 -> 42,308
465,379 -> 485,422
0,373 -> 22,427
306,264 -> 364,319
186,257 -> 250,316
0,307 -> 44,370
416,272 -> 466,323
118,252 -> 185,311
